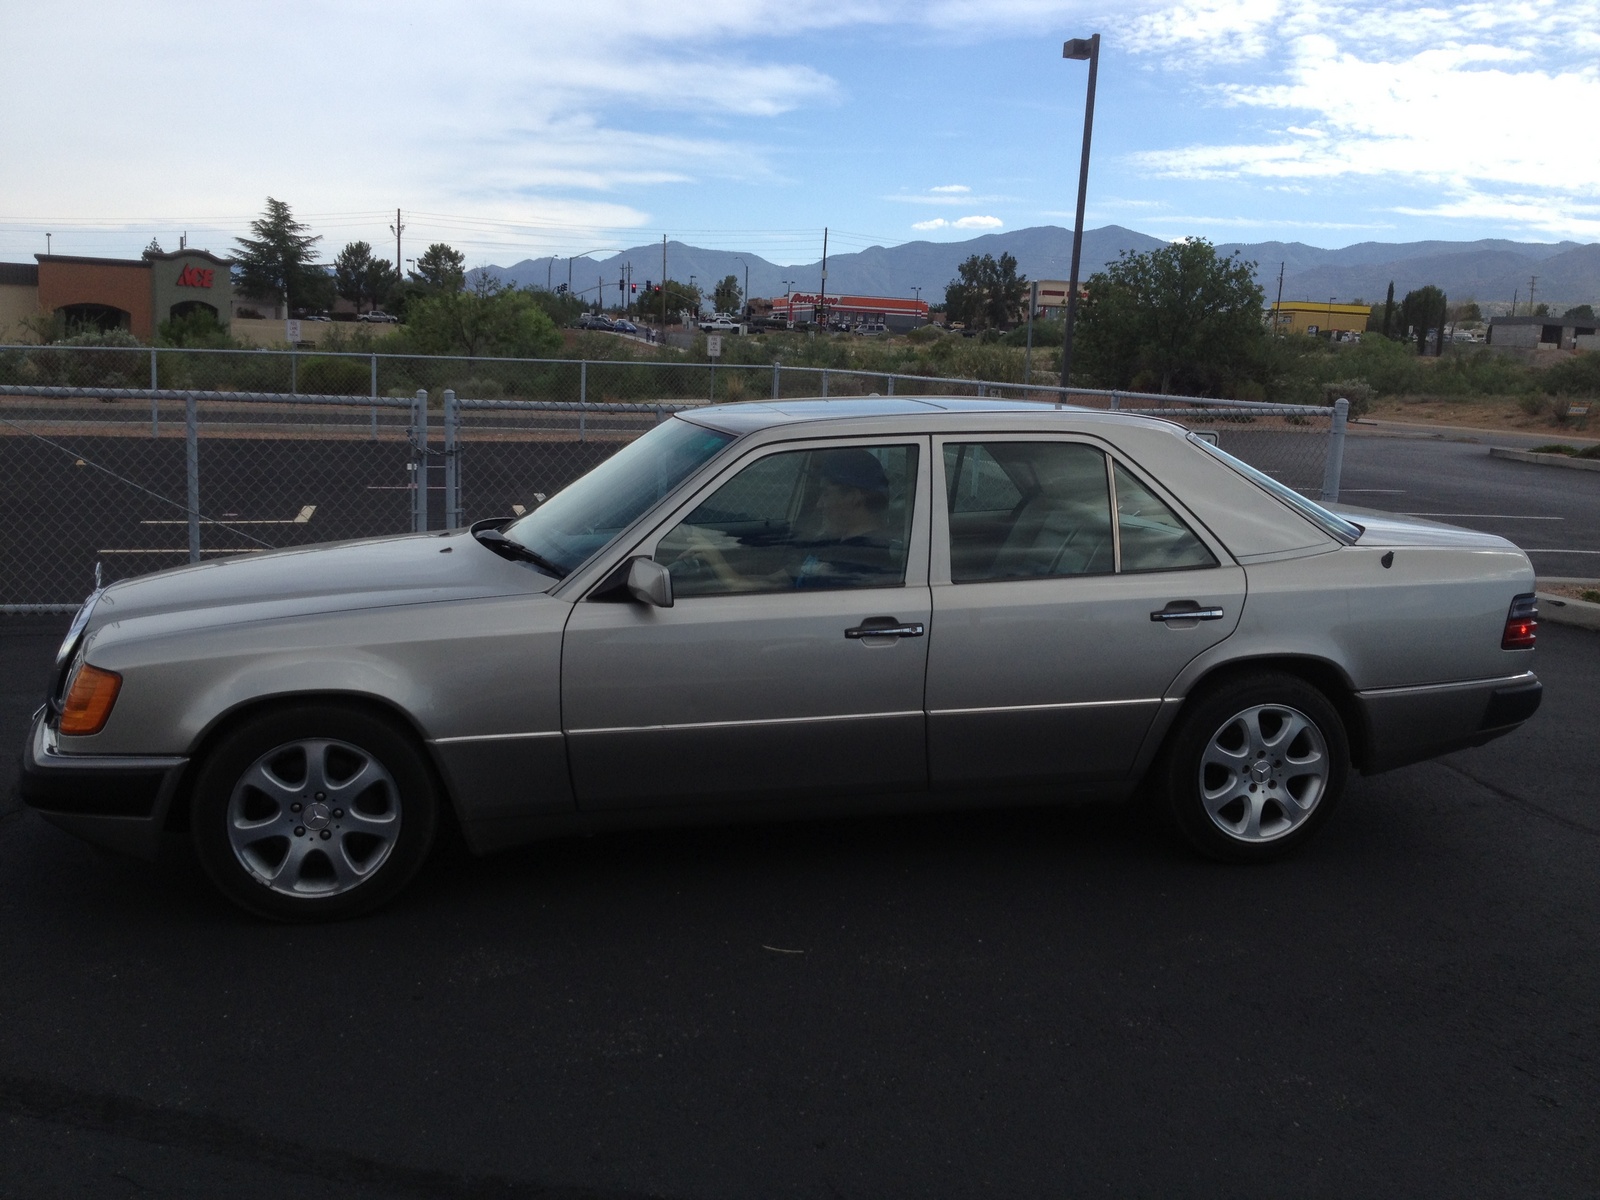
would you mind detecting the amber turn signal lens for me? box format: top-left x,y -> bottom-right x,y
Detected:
60,663 -> 122,735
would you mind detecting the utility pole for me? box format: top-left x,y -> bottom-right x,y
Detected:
1528,275 -> 1538,314
45,233 -> 51,255
547,258 -> 552,291
662,235 -> 668,329
389,209 -> 404,278
1024,281 -> 1038,385
819,228 -> 829,328
1271,262 -> 1285,335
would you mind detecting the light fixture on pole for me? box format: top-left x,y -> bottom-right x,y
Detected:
568,248 -> 617,293
734,256 -> 749,316
1059,32 -> 1100,393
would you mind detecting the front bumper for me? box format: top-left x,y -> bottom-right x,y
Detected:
18,707 -> 189,860
1355,670 -> 1541,774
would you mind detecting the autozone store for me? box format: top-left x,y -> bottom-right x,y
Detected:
765,292 -> 930,332
0,250 -> 234,341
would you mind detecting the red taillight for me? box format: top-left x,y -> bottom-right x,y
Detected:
1502,594 -> 1538,650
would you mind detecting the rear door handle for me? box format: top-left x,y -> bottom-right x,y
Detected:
846,618 -> 925,639
1151,603 -> 1225,622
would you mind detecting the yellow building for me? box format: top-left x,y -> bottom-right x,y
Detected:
1268,300 -> 1372,337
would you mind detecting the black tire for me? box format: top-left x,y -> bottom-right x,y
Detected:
190,705 -> 439,920
1159,672 -> 1348,863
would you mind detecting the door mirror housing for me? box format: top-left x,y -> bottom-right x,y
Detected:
625,557 -> 674,608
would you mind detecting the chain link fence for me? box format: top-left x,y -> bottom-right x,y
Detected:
0,345 -> 1347,612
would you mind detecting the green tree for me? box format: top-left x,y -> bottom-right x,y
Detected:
232,198 -> 328,313
409,243 -> 466,292
712,274 -> 742,316
942,252 -> 1028,330
334,241 -> 398,313
1074,238 -> 1265,395
1454,300 -> 1483,323
1400,286 -> 1446,353
1532,302 -> 1550,317
399,274 -> 561,357
1564,303 -> 1595,321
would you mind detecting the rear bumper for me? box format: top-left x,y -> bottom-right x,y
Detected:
1355,670 -> 1541,775
18,708 -> 188,860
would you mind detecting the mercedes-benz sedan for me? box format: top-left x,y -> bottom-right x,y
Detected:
22,399 -> 1541,919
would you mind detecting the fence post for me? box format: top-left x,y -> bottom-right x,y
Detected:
149,348 -> 160,438
443,389 -> 459,529
822,370 -> 829,398
1321,397 -> 1349,503
579,360 -> 587,443
412,389 -> 429,533
772,361 -> 780,399
886,374 -> 895,396
184,396 -> 200,563
369,353 -> 378,440
1109,391 -> 1120,411
290,348 -> 298,395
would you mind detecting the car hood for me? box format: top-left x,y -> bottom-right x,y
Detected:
1332,507 -> 1523,551
89,529 -> 557,631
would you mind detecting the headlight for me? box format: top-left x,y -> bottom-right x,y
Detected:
56,587 -> 105,670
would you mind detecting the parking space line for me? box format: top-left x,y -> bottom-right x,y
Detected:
139,505 -> 316,526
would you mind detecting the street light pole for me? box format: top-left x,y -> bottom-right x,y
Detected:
735,256 -> 749,317
1059,33 -> 1100,393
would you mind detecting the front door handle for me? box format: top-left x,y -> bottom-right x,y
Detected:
846,617 -> 926,639
1151,602 -> 1225,622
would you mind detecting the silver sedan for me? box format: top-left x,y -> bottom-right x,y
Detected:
22,399 -> 1542,919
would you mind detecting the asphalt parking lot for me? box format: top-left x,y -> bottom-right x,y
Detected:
1,429 -> 1597,1198
4,636 -> 1600,1196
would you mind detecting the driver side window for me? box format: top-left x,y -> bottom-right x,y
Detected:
656,444 -> 918,596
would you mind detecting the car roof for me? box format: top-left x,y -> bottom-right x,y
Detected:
679,396 -> 1181,438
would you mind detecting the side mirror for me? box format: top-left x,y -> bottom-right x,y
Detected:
625,557 -> 674,608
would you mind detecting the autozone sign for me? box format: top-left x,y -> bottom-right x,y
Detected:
175,265 -> 215,288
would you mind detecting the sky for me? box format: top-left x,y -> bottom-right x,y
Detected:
3,0 -> 1598,270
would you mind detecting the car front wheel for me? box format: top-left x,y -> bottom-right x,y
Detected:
190,705 -> 439,920
1159,673 -> 1348,862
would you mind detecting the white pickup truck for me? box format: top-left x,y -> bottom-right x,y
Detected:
698,314 -> 742,333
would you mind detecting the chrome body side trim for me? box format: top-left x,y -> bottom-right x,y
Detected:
568,709 -> 925,737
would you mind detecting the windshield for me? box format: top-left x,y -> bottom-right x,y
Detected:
1189,434 -> 1363,545
504,417 -> 734,574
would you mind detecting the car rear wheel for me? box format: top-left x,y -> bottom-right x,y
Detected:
191,705 -> 439,920
1160,673 -> 1348,862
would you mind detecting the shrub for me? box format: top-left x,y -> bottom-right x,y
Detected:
1322,378 -> 1375,417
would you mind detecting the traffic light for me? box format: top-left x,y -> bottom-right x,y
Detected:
644,280 -> 652,292
631,283 -> 637,294
555,283 -> 568,294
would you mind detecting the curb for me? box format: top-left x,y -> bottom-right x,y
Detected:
1489,447 -> 1600,472
1537,592 -> 1600,631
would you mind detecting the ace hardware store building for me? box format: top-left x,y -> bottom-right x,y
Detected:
0,250 -> 235,341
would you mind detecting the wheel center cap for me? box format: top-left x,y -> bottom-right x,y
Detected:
1251,761 -> 1273,783
304,802 -> 332,831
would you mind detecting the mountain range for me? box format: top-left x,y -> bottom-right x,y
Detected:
474,226 -> 1600,313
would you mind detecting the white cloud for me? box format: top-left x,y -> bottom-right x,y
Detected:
930,185 -> 972,194
1124,1 -> 1600,238
912,216 -> 1005,231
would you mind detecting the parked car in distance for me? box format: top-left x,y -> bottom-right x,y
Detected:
612,319 -> 639,334
699,315 -> 742,333
854,322 -> 888,336
577,313 -> 615,330
22,398 -> 1542,920
358,310 -> 399,323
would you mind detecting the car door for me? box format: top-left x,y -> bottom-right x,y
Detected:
561,436 -> 932,810
926,436 -> 1245,789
